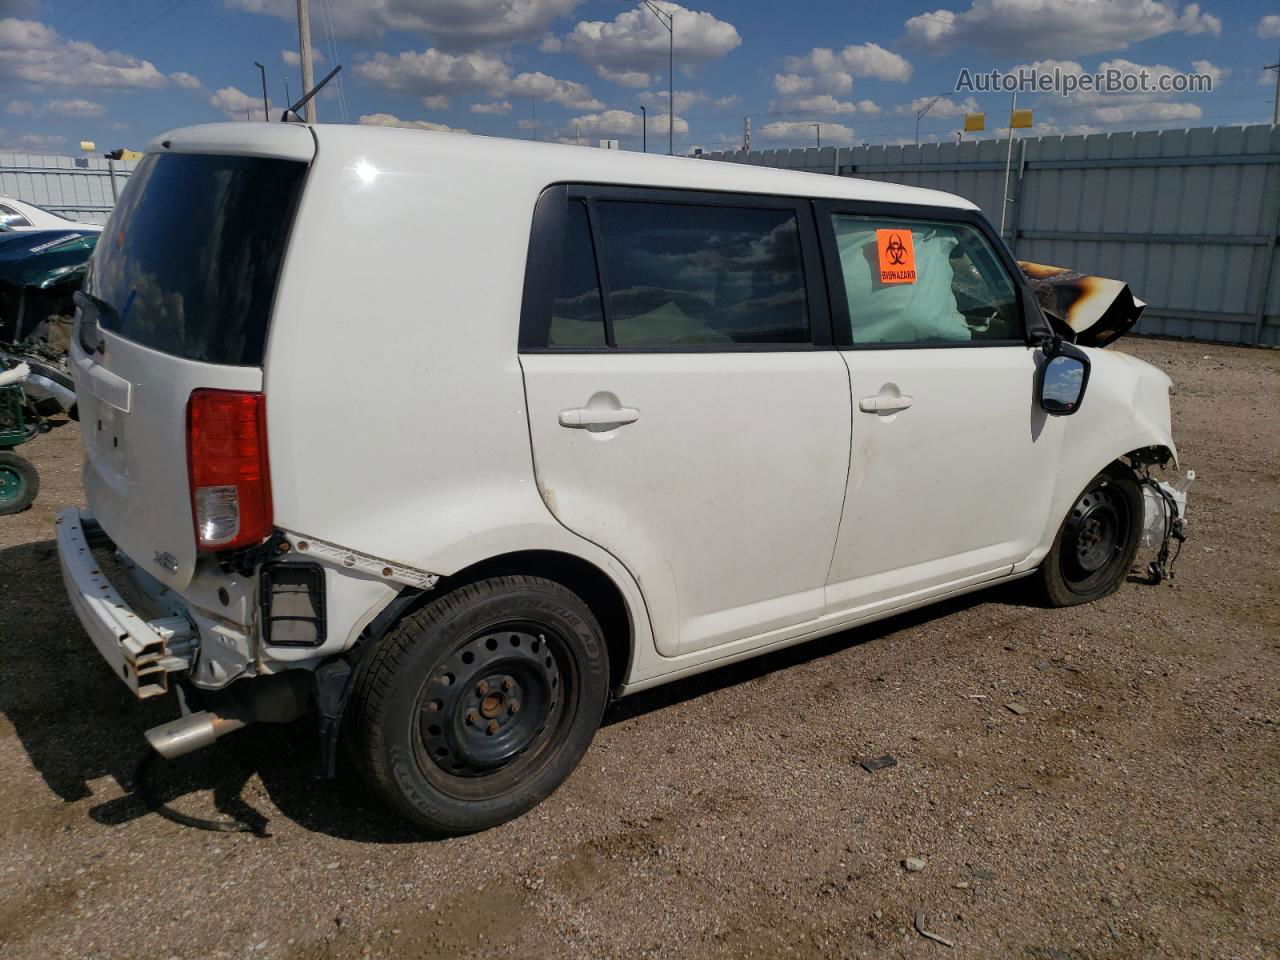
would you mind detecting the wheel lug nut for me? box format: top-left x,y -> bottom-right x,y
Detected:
486,720 -> 499,735
501,678 -> 514,692
476,681 -> 489,697
508,700 -> 520,715
465,709 -> 480,727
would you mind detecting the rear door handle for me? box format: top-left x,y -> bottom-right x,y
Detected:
858,395 -> 913,413
558,406 -> 640,428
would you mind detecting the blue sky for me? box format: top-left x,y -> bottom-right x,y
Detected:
1,0 -> 1277,155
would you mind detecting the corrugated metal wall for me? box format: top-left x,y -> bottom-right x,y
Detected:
705,124 -> 1280,346
0,152 -> 137,226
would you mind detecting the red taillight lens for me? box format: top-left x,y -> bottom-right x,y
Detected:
187,389 -> 272,551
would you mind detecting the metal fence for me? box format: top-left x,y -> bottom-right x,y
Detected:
0,152 -> 137,226
704,123 -> 1280,346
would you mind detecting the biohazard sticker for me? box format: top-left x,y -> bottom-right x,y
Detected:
876,229 -> 916,284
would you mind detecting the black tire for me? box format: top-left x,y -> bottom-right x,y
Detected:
0,451 -> 38,515
1037,464 -> 1142,607
346,575 -> 609,836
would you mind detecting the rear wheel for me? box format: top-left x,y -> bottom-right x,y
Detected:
0,452 -> 38,515
1037,465 -> 1142,606
347,576 -> 609,835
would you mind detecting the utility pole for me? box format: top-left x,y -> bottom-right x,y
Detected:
641,105 -> 647,152
1267,51 -> 1280,126
999,91 -> 1017,239
915,93 -> 943,146
295,0 -> 317,123
253,61 -> 268,121
743,115 -> 750,153
812,123 -> 821,149
576,121 -> 581,146
637,1 -> 674,155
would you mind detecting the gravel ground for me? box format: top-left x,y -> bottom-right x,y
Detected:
0,337 -> 1276,960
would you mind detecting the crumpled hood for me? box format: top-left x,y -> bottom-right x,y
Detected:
1018,261 -> 1145,348
0,229 -> 99,290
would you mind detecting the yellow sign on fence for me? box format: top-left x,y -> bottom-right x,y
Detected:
1010,108 -> 1034,129
964,113 -> 985,132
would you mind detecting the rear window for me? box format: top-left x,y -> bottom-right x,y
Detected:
86,153 -> 307,366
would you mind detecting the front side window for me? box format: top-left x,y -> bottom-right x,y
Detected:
830,214 -> 1021,346
572,200 -> 809,348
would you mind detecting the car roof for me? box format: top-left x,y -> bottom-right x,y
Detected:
152,122 -> 981,213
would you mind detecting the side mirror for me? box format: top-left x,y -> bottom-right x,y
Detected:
1037,337 -> 1090,416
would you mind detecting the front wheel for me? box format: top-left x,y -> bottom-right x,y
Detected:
346,576 -> 609,836
1036,465 -> 1142,607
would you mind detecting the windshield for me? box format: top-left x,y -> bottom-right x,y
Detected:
85,152 -> 307,366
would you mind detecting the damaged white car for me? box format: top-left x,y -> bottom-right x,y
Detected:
58,123 -> 1190,835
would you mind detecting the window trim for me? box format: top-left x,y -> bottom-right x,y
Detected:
813,199 -> 1048,350
519,183 -> 833,353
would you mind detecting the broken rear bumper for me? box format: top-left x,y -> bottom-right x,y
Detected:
56,507 -> 194,699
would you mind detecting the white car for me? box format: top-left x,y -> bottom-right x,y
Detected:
58,123 -> 1187,835
0,195 -> 100,232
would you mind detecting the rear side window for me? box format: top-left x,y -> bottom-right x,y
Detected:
595,201 -> 809,347
829,214 -> 1021,345
86,153 -> 307,366
540,196 -> 812,349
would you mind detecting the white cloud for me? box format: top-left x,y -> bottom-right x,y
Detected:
209,85 -> 274,121
470,100 -> 512,114
1088,100 -> 1202,123
5,98 -> 33,114
758,120 -> 854,144
1189,59 -> 1227,85
46,97 -> 104,117
597,66 -> 653,88
640,88 -> 701,113
894,95 -> 980,118
779,43 -> 912,91
422,94 -> 449,109
905,0 -> 1222,57
712,94 -> 740,109
508,70 -> 603,109
563,108 -> 687,138
230,0 -> 585,48
0,17 -> 168,89
353,48 -> 604,110
1261,70 -> 1275,87
561,2 -> 741,74
771,94 -> 881,115
0,131 -> 66,151
170,71 -> 201,90
281,47 -> 324,67
355,47 -> 510,96
1257,15 -> 1280,39
358,112 -> 470,134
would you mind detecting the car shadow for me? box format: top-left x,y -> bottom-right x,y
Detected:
0,536 -> 1029,845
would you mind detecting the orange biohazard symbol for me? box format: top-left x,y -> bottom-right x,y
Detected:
876,229 -> 917,284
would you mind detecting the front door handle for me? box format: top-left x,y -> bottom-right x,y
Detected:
859,394 -> 913,413
558,406 -> 640,428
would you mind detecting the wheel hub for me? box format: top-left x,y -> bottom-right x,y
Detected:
1064,486 -> 1122,577
417,627 -> 561,778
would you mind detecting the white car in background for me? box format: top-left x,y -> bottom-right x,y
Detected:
0,195 -> 101,232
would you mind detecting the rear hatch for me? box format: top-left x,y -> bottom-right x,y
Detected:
71,125 -> 313,590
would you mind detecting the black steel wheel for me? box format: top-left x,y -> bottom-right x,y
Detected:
347,576 -> 609,835
1037,465 -> 1142,607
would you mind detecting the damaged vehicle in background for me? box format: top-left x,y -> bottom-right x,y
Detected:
0,195 -> 102,233
0,228 -> 91,426
56,124 -> 1192,837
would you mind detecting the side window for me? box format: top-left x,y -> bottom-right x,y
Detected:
548,201 -> 606,347
594,201 -> 809,347
830,214 -> 1021,346
0,204 -> 32,229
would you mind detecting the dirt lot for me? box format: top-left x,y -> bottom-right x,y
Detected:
0,337 -> 1276,960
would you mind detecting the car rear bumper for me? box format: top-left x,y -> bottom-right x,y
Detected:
56,507 -> 195,699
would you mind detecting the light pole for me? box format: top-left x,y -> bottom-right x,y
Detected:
635,1 -> 674,155
253,61 -> 268,121
1267,50 -> 1280,126
641,105 -> 647,152
914,93 -> 944,146
812,123 -> 821,148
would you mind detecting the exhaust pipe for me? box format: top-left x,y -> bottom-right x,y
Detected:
144,671 -> 312,760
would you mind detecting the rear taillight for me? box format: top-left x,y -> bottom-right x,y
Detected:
186,389 -> 272,551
